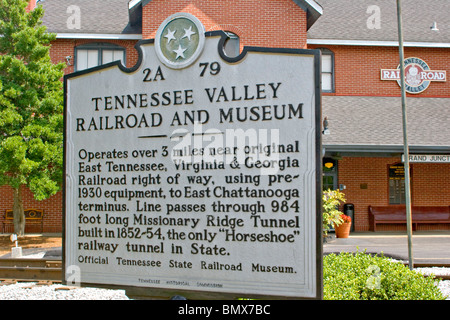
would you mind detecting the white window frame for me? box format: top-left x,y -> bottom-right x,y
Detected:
75,43 -> 126,72
320,48 -> 335,93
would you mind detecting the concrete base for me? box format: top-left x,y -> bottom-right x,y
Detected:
11,247 -> 22,258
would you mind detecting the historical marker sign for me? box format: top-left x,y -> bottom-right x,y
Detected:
64,13 -> 322,299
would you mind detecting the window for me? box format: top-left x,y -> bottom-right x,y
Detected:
388,163 -> 406,204
320,48 -> 334,93
223,32 -> 240,58
75,43 -> 126,71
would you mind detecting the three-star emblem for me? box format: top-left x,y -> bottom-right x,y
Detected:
155,13 -> 205,69
162,25 -> 197,60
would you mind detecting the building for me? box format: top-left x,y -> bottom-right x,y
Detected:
309,0 -> 449,231
0,0 -> 448,233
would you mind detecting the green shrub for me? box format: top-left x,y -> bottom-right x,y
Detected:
323,251 -> 445,300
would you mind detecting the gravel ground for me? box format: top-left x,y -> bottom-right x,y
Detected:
437,281 -> 450,299
415,267 -> 450,300
0,282 -> 129,300
0,269 -> 448,300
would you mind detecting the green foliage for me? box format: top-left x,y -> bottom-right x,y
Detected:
0,0 -> 65,200
323,251 -> 446,300
322,189 -> 346,237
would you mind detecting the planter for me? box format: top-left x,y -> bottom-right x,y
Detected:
335,222 -> 351,238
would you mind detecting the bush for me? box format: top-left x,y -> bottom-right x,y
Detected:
323,251 -> 445,300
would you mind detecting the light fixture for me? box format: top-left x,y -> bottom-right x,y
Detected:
324,162 -> 334,169
322,116 -> 330,135
431,22 -> 439,31
66,55 -> 72,66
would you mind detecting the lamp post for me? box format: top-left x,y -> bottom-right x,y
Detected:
396,0 -> 414,270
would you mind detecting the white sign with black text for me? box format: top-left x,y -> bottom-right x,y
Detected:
402,154 -> 450,163
64,13 -> 322,299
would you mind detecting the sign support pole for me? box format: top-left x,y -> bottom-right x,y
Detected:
396,0 -> 414,270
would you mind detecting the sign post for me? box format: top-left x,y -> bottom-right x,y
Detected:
396,0 -> 414,270
64,13 -> 322,299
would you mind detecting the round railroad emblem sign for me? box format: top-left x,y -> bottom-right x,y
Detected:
155,13 -> 205,69
381,57 -> 446,94
398,57 -> 431,94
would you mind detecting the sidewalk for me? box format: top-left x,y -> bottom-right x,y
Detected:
323,231 -> 450,266
0,234 -> 62,259
2,232 -> 449,266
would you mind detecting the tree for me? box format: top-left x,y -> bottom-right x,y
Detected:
0,0 -> 65,235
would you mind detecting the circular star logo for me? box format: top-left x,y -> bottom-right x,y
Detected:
155,13 -> 205,69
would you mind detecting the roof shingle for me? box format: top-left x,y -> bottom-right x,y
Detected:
322,96 -> 450,150
41,0 -> 141,35
308,0 -> 450,44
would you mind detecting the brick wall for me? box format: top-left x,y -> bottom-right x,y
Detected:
338,156 -> 450,231
309,45 -> 450,98
412,163 -> 450,207
50,0 -> 310,73
49,39 -> 140,75
142,0 -> 308,49
0,185 -> 62,234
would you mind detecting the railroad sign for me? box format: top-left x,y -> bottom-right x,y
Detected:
64,13 -> 322,299
381,57 -> 446,94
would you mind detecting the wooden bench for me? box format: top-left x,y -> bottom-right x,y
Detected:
369,205 -> 450,232
2,209 -> 44,234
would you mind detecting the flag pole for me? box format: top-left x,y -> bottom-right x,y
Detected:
396,0 -> 414,270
